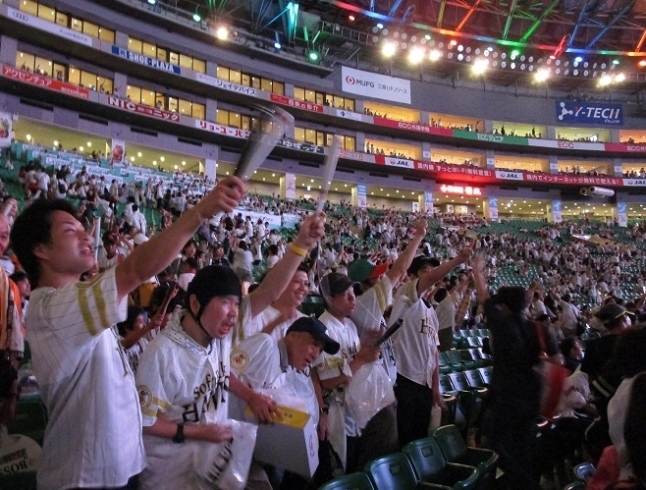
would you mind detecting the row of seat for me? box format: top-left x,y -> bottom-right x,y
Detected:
439,350 -> 493,374
319,425 -> 498,490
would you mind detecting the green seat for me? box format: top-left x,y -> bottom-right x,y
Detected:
318,472 -> 375,490
433,425 -> 498,490
365,452 -> 448,490
403,437 -> 479,490
463,370 -> 486,389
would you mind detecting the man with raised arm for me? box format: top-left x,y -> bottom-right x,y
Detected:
9,176 -> 246,490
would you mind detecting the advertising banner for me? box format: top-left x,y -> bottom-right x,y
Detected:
341,66 -> 411,104
2,65 -> 89,99
285,173 -> 296,201
111,46 -> 181,74
7,7 -> 93,46
107,96 -> 180,122
356,183 -> 367,208
555,100 -> 623,126
110,139 -> 125,166
617,202 -> 627,227
488,197 -> 499,221
423,191 -> 433,212
269,94 -> 324,113
0,112 -> 12,148
196,73 -> 257,96
552,200 -> 562,224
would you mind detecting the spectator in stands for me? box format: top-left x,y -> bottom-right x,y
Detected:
9,176 -> 246,490
230,316 -> 340,487
314,272 -> 382,472
389,250 -> 471,447
233,240 -> 253,294
560,336 -> 585,372
176,257 -> 198,292
130,204 -> 147,236
211,245 -> 230,267
581,303 -> 633,381
473,259 -> 560,490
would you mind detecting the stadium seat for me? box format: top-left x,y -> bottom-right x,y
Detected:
317,472 -> 375,490
364,452 -> 449,489
403,437 -> 479,490
433,425 -> 498,490
476,367 -> 492,386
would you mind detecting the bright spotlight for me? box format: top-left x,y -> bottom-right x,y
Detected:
472,58 -> 489,75
193,11 -> 201,22
534,68 -> 550,82
215,26 -> 229,40
376,23 -> 384,29
408,46 -> 424,64
429,49 -> 442,62
574,56 -> 583,63
382,41 -> 397,57
598,74 -> 612,86
147,0 -> 156,4
615,73 -> 625,82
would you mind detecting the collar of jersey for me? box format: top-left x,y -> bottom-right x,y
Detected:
163,313 -> 213,354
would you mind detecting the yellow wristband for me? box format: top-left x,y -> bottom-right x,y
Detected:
289,242 -> 308,257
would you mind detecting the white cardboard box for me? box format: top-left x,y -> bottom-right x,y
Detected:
244,405 -> 319,478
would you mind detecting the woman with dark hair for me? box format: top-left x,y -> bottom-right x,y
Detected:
473,256 -> 561,490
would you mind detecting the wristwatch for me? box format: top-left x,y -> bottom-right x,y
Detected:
173,423 -> 185,443
320,405 -> 329,415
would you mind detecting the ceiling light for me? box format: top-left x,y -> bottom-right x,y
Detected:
193,11 -> 201,22
348,15 -> 355,21
640,60 -> 646,67
408,46 -> 424,64
615,73 -> 625,82
215,26 -> 229,40
429,49 -> 442,61
472,58 -> 489,75
574,56 -> 583,63
382,41 -> 397,57
377,23 -> 384,29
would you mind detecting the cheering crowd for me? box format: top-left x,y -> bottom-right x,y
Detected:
0,158 -> 646,490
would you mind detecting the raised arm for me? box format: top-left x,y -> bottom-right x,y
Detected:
417,248 -> 472,297
247,213 -> 325,318
472,254 -> 490,305
385,219 -> 428,285
115,176 -> 245,301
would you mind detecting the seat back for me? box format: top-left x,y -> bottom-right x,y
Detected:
464,370 -> 485,388
433,424 -> 468,462
402,437 -> 447,481
439,374 -> 455,394
446,350 -> 463,366
318,472 -> 375,490
364,452 -> 419,490
477,367 -> 492,385
447,372 -> 471,391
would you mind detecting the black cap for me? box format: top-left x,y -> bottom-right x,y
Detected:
187,265 -> 242,308
320,272 -> 354,297
596,303 -> 634,326
287,317 -> 340,354
407,256 -> 440,276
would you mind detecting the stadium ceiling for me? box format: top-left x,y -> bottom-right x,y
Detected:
152,0 -> 646,91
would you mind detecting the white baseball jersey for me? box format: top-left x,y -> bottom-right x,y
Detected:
389,279 -> 440,387
136,316 -> 232,490
26,268 -> 145,490
350,276 -> 397,385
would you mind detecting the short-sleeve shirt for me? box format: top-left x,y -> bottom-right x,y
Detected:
350,276 -> 397,384
26,268 -> 144,490
390,279 -> 440,387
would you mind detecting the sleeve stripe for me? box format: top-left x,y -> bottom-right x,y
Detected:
78,287 -> 98,336
92,280 -> 109,329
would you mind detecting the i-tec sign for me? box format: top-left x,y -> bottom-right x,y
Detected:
555,101 -> 623,126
